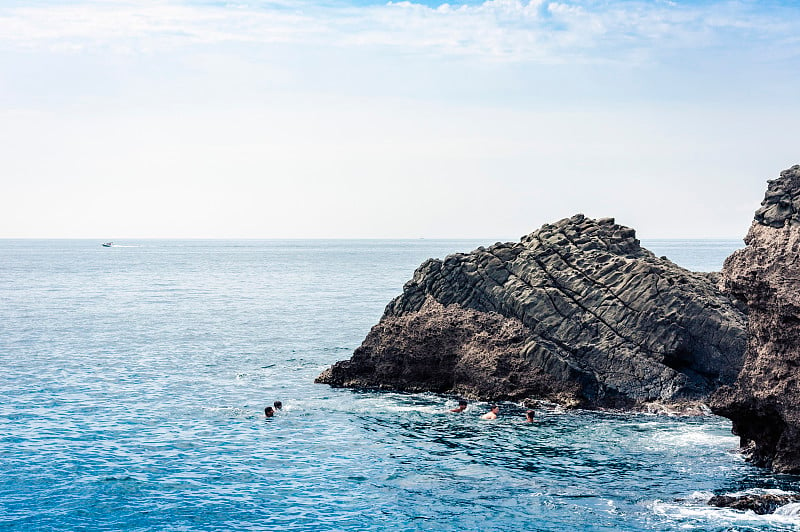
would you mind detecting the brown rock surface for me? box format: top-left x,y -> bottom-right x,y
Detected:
316,297 -> 582,404
711,164 -> 800,473
318,214 -> 747,408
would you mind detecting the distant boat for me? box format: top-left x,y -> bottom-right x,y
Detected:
102,242 -> 114,247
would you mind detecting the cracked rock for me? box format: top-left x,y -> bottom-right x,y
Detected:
317,214 -> 747,409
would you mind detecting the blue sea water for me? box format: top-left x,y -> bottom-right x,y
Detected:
2,238 -> 800,531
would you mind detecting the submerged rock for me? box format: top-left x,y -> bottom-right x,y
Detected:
708,493 -> 800,515
318,214 -> 746,408
711,165 -> 800,473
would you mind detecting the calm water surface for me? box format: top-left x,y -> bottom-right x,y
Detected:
2,238 -> 799,531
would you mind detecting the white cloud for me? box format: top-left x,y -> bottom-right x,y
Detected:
0,1 -> 798,239
0,1 -> 797,63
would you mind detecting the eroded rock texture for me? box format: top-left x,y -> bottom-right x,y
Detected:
318,214 -> 746,408
708,493 -> 800,515
711,165 -> 800,473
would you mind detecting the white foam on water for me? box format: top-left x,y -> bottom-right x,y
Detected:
645,427 -> 739,450
383,404 -> 443,414
652,500 -> 800,528
688,491 -> 714,502
727,487 -> 797,497
316,391 -> 442,416
775,502 -> 800,517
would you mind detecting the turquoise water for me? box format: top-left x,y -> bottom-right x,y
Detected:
2,238 -> 799,531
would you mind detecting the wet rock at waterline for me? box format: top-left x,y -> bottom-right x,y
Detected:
711,164 -> 800,473
318,214 -> 747,409
708,493 -> 800,515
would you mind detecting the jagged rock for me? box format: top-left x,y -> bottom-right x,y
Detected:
318,214 -> 747,408
710,164 -> 800,473
708,493 -> 800,515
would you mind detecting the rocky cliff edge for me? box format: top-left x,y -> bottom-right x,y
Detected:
711,165 -> 800,473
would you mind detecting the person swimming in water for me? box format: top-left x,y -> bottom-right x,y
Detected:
273,400 -> 282,411
481,405 -> 500,420
450,400 -> 468,413
264,406 -> 275,418
525,409 -> 535,423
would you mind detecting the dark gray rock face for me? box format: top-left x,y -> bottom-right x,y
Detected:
754,165 -> 800,227
318,214 -> 747,408
711,165 -> 800,473
708,493 -> 800,515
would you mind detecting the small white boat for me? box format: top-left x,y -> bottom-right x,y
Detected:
102,242 -> 114,247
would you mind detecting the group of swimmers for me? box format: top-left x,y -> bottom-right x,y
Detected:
264,398 -> 534,421
264,400 -> 282,417
450,400 -> 536,422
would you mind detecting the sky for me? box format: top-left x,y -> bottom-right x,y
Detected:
1,0 -> 798,239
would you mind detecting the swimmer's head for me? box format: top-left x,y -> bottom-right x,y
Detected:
274,401 -> 282,410
525,410 -> 535,421
458,400 -> 467,407
265,406 -> 275,417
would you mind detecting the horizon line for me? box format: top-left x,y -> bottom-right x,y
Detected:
0,236 -> 746,241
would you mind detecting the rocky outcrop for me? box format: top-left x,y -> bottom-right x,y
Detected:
318,214 -> 747,408
710,165 -> 800,473
708,493 -> 800,515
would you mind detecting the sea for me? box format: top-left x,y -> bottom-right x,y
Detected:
2,238 -> 800,531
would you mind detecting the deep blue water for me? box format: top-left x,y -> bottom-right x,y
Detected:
2,238 -> 800,531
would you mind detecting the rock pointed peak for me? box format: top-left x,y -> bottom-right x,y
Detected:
520,213 -> 643,259
754,164 -> 800,228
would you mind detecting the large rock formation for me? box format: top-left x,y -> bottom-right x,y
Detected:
711,165 -> 800,473
318,214 -> 747,409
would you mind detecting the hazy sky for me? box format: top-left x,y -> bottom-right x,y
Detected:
1,0 -> 798,239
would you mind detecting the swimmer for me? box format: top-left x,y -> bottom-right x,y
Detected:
481,405 -> 500,420
450,400 -> 468,413
524,410 -> 535,423
264,406 -> 275,418
274,400 -> 282,411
